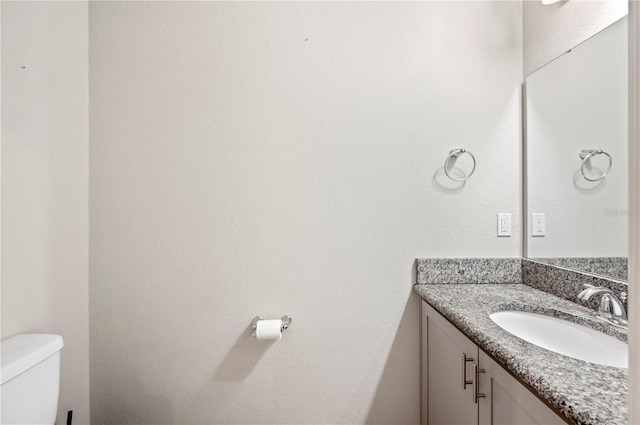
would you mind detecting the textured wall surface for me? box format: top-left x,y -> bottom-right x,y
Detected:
89,2 -> 522,423
1,2 -> 90,423
523,0 -> 627,75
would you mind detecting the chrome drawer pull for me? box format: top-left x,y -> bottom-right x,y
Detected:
462,353 -> 474,389
473,364 -> 486,403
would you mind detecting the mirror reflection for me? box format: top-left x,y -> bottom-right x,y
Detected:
525,16 -> 628,282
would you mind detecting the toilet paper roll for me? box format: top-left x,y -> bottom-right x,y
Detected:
255,319 -> 283,340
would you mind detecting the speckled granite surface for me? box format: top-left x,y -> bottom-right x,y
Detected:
523,259 -> 628,311
416,258 -> 522,284
532,257 -> 628,282
413,284 -> 628,425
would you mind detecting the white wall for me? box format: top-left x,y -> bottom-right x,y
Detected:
1,2 -> 90,424
524,0 -> 627,76
89,2 -> 522,424
526,17 -> 628,258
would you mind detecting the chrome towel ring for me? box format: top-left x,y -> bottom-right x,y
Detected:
579,149 -> 612,182
444,148 -> 476,182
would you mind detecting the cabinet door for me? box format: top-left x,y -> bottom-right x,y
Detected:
422,302 -> 478,425
477,351 -> 567,425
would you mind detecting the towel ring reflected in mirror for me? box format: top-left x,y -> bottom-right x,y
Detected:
579,149 -> 612,182
444,148 -> 476,182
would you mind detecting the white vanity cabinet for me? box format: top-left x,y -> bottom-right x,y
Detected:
421,301 -> 567,425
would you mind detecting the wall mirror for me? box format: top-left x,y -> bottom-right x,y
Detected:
525,16 -> 628,282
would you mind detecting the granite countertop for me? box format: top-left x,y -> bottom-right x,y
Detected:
413,283 -> 628,425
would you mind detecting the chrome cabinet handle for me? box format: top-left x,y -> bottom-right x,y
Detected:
473,364 -> 486,403
462,353 -> 474,389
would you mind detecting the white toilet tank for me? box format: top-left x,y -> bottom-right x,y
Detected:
1,334 -> 64,425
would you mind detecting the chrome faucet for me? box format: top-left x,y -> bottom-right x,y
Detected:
577,285 -> 628,328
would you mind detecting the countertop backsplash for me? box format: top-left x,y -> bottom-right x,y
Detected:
415,257 -> 628,311
415,258 -> 522,284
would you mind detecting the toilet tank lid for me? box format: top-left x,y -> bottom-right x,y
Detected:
1,334 -> 64,385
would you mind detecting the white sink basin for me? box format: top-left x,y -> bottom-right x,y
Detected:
490,311 -> 627,368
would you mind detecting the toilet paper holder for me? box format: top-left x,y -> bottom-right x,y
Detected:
251,315 -> 292,331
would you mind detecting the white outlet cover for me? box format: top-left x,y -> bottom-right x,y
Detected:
497,213 -> 511,237
531,213 -> 545,237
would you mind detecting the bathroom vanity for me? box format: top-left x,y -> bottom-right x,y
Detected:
415,283 -> 628,425
422,301 -> 565,425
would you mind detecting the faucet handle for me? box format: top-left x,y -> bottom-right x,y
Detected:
578,285 -> 628,327
598,295 -> 614,320
595,293 -> 628,325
